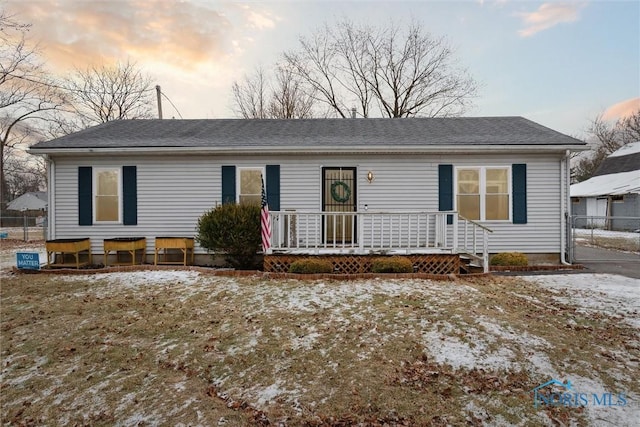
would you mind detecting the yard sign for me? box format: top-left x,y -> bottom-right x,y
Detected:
16,252 -> 40,270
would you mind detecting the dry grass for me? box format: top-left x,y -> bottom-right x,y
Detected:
0,226 -> 45,242
1,271 -> 638,426
0,238 -> 45,251
579,236 -> 639,252
573,229 -> 640,253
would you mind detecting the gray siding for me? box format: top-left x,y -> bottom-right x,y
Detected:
571,197 -> 587,217
571,195 -> 639,231
611,194 -> 640,231
51,153 -> 564,256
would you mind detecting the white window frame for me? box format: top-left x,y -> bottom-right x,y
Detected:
237,167 -> 265,205
454,166 -> 512,222
93,167 -> 122,224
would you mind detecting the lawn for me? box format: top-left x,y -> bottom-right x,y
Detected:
573,229 -> 640,253
1,270 -> 638,426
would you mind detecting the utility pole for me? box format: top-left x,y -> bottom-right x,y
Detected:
156,85 -> 163,119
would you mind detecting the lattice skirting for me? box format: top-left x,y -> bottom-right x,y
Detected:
264,254 -> 460,275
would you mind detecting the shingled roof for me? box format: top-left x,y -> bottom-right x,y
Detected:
593,142 -> 640,177
30,117 -> 585,152
570,142 -> 640,197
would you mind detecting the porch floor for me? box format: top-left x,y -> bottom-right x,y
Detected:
269,248 -> 455,256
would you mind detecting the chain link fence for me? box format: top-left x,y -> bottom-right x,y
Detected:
570,215 -> 640,263
0,216 -> 47,241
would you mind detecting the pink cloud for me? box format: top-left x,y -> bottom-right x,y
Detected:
603,97 -> 640,121
5,0 -> 236,71
518,2 -> 585,37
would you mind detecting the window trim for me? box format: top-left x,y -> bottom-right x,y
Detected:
454,166 -> 512,222
236,166 -> 265,205
93,167 -> 122,224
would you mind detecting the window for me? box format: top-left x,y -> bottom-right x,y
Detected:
238,168 -> 263,205
79,166 -> 136,226
457,169 -> 480,220
222,165 -> 280,209
94,168 -> 120,222
612,195 -> 624,203
456,167 -> 510,221
485,168 -> 509,220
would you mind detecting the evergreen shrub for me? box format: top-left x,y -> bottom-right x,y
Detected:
371,256 -> 414,273
196,203 -> 261,269
289,258 -> 334,274
489,252 -> 528,266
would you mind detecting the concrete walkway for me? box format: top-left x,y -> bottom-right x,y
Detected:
574,244 -> 640,279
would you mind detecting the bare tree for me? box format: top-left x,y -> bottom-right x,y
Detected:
268,65 -> 315,119
572,108 -> 640,182
283,20 -> 478,118
232,65 -> 316,119
572,146 -> 608,183
619,110 -> 640,144
1,10 -> 67,207
3,150 -> 46,201
232,67 -> 269,119
62,60 -> 154,128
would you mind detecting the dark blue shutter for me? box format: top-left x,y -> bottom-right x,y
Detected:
222,166 -> 236,204
78,167 -> 92,226
122,166 -> 137,225
512,164 -> 527,224
265,165 -> 280,211
438,164 -> 453,225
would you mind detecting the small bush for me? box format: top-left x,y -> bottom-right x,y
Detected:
490,252 -> 528,266
289,258 -> 334,274
371,256 -> 414,273
196,203 -> 261,269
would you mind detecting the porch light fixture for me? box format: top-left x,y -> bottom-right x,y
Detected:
367,171 -> 374,183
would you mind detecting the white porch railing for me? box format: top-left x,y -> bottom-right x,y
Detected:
267,211 -> 492,272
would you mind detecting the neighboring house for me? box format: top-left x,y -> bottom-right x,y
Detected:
6,191 -> 48,211
571,142 -> 640,231
29,117 -> 585,267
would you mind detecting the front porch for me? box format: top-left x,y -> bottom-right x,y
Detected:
265,211 -> 492,273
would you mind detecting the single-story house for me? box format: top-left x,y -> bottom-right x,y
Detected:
6,191 -> 48,212
29,117 -> 586,269
5,191 -> 48,227
571,141 -> 640,231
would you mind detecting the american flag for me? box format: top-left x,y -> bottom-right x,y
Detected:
260,175 -> 271,252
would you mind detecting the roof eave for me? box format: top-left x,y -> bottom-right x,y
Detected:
29,144 -> 588,156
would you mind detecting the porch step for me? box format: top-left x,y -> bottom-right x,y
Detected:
459,254 -> 484,274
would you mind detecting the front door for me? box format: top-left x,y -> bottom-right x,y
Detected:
322,167 -> 357,244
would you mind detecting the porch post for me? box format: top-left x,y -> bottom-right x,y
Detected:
266,211 -> 274,255
483,229 -> 489,273
358,212 -> 364,254
452,212 -> 458,252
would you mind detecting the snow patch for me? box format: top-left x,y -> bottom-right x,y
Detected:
569,375 -> 640,426
423,316 -> 557,375
574,228 -> 640,244
242,382 -> 301,409
423,322 -> 517,371
522,274 -> 640,328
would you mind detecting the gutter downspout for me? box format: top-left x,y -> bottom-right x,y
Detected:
560,150 -> 571,265
46,155 -> 55,241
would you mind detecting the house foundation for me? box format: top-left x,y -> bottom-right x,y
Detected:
264,254 -> 460,275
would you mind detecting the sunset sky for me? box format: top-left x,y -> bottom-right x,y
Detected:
5,0 -> 639,138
